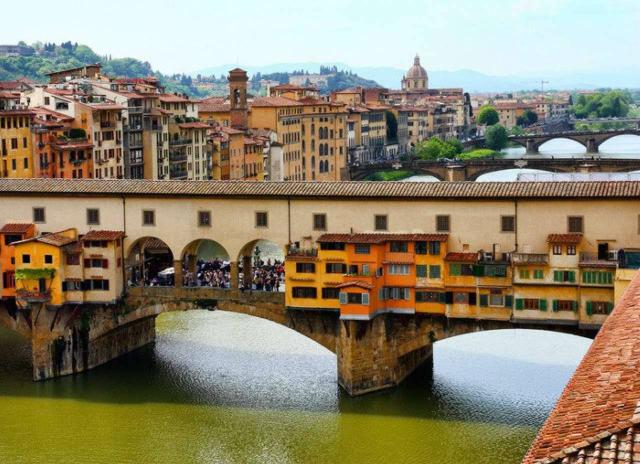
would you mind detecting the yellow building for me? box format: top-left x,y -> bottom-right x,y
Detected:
0,109 -> 35,178
12,228 -> 125,308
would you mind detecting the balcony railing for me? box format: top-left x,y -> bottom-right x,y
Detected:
169,138 -> 192,146
128,106 -> 143,114
16,289 -> 51,303
579,252 -> 617,267
287,247 -> 318,258
169,153 -> 188,163
100,121 -> 115,129
511,253 -> 549,265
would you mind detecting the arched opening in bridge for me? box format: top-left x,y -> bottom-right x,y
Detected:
598,134 -> 640,156
180,239 -> 231,288
400,173 -> 441,182
237,239 -> 285,292
538,138 -> 586,156
127,237 -> 174,287
426,328 -> 592,424
474,168 -> 552,182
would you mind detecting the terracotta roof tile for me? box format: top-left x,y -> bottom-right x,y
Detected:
547,233 -> 583,244
523,272 -> 640,463
335,280 -> 373,290
444,252 -> 478,262
0,223 -> 33,234
80,230 -> 125,241
316,233 -> 449,243
1,179 -> 640,201
250,96 -> 302,108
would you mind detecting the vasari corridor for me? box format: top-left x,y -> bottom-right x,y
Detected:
1,1 -> 640,463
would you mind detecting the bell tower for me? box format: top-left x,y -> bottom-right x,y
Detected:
228,68 -> 249,129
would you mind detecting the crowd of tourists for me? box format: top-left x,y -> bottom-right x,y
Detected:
239,258 -> 285,292
183,258 -> 232,288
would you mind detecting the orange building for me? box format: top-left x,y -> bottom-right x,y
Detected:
0,223 -> 36,299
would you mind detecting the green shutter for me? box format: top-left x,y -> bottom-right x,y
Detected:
472,265 -> 485,277
540,299 -> 547,311
552,300 -> 558,312
568,271 -> 575,283
504,295 -> 513,308
429,265 -> 441,279
416,265 -> 427,278
572,301 -> 578,312
479,294 -> 488,307
450,264 -> 461,276
607,302 -> 614,314
553,270 -> 560,282
515,298 -> 524,310
607,272 -> 613,285
586,301 -> 593,316
582,271 -> 587,283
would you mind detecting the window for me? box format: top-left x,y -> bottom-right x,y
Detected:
553,300 -> 578,312
87,279 -> 110,291
326,263 -> 347,274
62,280 -> 82,291
44,254 -> 53,265
429,265 -> 441,279
22,254 -> 30,264
552,244 -> 562,255
389,241 -> 408,253
519,269 -> 530,279
436,215 -> 450,232
312,213 -> 327,231
3,271 -> 15,289
87,208 -> 100,225
198,211 -> 211,227
354,244 -> 370,254
388,264 -> 409,275
4,234 -> 21,245
582,270 -> 613,285
415,241 -> 427,254
515,298 -> 547,310
489,292 -> 505,307
416,265 -> 427,278
428,241 -> 441,255
320,242 -> 345,251
567,245 -> 576,255
449,263 -> 474,276
322,287 -> 340,299
586,301 -> 614,316
66,254 -> 80,265
142,210 -> 155,226
553,270 -> 576,283
533,269 -> 544,279
374,214 -> 388,231
292,287 -> 317,298
33,207 -> 45,223
256,211 -> 268,228
568,216 -> 583,233
501,215 -> 515,232
342,292 -> 369,304
295,262 -> 316,273
416,291 -> 442,303
379,287 -> 411,301
84,258 -> 108,268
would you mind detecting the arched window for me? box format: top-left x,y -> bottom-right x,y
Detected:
311,140 -> 315,152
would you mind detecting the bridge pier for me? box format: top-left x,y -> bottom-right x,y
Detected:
586,138 -> 598,154
445,164 -> 467,181
526,139 -> 539,154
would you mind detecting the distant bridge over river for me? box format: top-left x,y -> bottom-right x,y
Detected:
465,128 -> 640,154
350,157 -> 640,181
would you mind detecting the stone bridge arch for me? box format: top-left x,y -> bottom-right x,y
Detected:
466,166 -> 559,182
536,136 -> 588,153
597,131 -> 640,149
126,236 -> 176,287
236,238 -> 287,291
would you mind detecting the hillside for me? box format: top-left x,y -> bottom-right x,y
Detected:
0,42 -> 381,97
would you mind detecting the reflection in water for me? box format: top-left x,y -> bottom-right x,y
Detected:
0,311 -> 590,464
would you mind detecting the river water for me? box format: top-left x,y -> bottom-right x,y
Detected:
403,135 -> 640,182
0,310 -> 591,464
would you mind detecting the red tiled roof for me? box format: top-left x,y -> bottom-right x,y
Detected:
523,271 -> 640,464
250,96 -> 302,108
547,233 -> 582,244
200,96 -> 225,105
335,280 -> 373,290
444,252 -> 478,262
199,103 -> 230,112
159,93 -> 190,103
316,233 -> 449,244
0,223 -> 33,234
178,122 -> 210,129
13,232 -> 76,247
80,230 -> 125,241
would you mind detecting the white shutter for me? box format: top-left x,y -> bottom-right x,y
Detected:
404,288 -> 410,300
362,292 -> 370,305
339,292 -> 347,304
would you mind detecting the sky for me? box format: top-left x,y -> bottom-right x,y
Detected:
1,0 -> 639,76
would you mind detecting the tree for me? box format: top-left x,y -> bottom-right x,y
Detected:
485,125 -> 508,151
476,105 -> 499,126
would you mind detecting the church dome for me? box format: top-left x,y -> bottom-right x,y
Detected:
406,54 -> 427,79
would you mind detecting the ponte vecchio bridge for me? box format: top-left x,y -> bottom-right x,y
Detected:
0,178 -> 639,397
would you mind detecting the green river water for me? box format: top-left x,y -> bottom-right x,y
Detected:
0,310 -> 590,464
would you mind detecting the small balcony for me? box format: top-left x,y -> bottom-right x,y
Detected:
100,121 -> 115,129
287,246 -> 318,259
128,106 -> 143,114
16,289 -> 51,303
169,152 -> 188,163
511,253 -> 549,265
169,138 -> 192,146
579,252 -> 617,268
